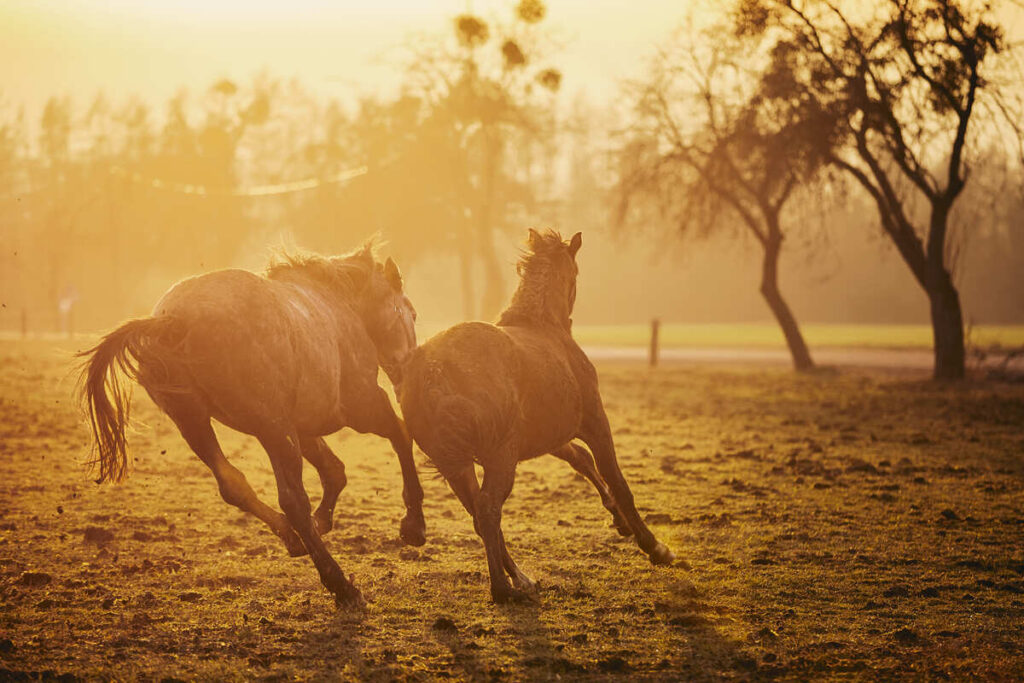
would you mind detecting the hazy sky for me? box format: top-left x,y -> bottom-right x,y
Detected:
0,0 -> 697,116
3,1 -> 1022,328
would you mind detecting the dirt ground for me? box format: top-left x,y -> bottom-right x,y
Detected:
1,339 -> 1023,681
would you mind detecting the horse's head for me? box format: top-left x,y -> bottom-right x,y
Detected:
362,255 -> 417,384
503,228 -> 583,331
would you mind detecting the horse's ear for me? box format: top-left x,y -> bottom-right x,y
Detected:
568,232 -> 582,258
384,256 -> 403,291
526,228 -> 542,248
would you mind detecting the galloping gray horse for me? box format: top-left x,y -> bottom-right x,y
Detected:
80,243 -> 424,607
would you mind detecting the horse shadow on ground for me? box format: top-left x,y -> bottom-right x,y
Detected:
267,609 -> 368,680
428,573 -> 753,680
624,572 -> 756,679
429,599 -> 561,679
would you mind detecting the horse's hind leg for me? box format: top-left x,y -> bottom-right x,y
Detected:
347,387 -> 426,547
475,455 -> 532,604
445,465 -> 535,593
158,394 -> 306,557
260,430 -> 363,608
299,436 -> 346,536
579,409 -> 676,567
550,443 -> 631,537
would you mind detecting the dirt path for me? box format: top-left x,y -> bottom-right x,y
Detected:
585,345 -> 1024,373
1,340 -> 1023,680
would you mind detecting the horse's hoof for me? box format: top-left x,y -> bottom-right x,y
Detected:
492,587 -> 537,605
332,574 -> 367,610
400,515 -> 426,547
334,587 -> 367,610
649,542 -> 676,566
511,573 -> 537,593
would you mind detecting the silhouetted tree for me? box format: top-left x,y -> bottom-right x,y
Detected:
734,0 -> 1016,379
401,0 -> 562,319
327,93 -> 472,284
151,80 -> 271,270
35,96 -> 92,331
618,24 -> 826,371
957,152 -> 1024,325
0,100 -> 27,328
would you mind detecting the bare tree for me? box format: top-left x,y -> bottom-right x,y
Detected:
618,25 -> 826,371
400,0 -> 562,319
736,0 -> 1016,379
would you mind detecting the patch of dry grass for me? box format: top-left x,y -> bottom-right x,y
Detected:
1,340 -> 1023,680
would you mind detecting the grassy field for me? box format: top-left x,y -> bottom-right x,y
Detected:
1,340 -> 1023,680
565,323 -> 1024,350
9,323 -> 1024,353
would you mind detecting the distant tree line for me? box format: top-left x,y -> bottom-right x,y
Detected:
0,0 -> 566,332
1,0 -> 1022,382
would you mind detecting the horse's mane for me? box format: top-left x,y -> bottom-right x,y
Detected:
497,229 -> 575,330
265,242 -> 378,297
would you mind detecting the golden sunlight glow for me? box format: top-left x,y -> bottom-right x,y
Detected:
1,0 -> 1021,336
0,0 -> 712,114
2,2 -> 1024,677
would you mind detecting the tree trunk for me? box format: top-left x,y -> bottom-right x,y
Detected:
458,236 -> 476,321
922,200 -> 966,380
760,234 -> 815,372
926,265 -> 966,380
477,128 -> 505,320
477,231 -> 505,321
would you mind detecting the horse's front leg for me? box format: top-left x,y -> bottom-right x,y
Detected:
348,387 -> 426,547
577,400 -> 676,566
299,436 -> 347,536
259,430 -> 364,608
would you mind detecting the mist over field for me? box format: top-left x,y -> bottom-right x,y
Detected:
2,1 -> 1024,681
1,0 -> 1022,337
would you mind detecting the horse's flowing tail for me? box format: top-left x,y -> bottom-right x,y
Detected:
78,317 -> 177,483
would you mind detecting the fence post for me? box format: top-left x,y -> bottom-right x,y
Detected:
649,318 -> 660,368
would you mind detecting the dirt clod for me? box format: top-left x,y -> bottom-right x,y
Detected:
18,572 -> 52,587
432,616 -> 457,632
597,656 -> 630,672
83,527 -> 114,545
892,628 -> 923,645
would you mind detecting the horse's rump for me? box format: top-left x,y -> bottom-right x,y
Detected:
400,324 -> 521,472
153,270 -> 375,431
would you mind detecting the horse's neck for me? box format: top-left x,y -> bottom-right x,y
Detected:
498,277 -> 569,330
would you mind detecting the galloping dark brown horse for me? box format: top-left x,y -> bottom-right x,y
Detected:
399,229 -> 675,603
79,243 -> 424,607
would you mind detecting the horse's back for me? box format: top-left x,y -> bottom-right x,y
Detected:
154,270 -> 279,345
400,322 -> 581,466
144,269 -> 364,435
500,325 -> 584,452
